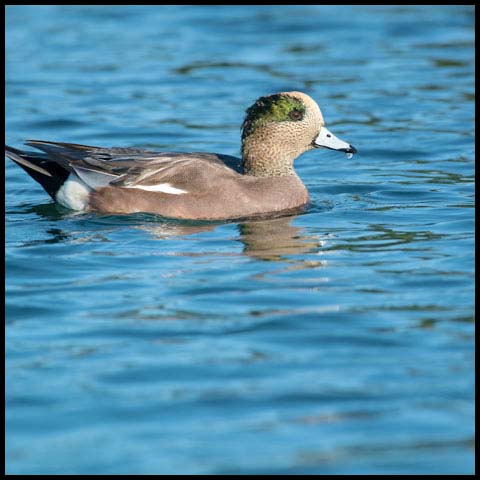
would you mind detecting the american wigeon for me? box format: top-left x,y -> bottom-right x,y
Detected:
5,91 -> 356,221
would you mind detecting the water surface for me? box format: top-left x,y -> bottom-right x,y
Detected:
5,5 -> 475,474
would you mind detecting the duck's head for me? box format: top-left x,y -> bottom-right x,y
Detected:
241,91 -> 357,177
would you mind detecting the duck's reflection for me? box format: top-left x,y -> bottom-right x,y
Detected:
138,214 -> 324,262
23,204 -> 326,263
237,215 -> 322,261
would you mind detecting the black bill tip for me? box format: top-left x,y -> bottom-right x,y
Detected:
344,145 -> 357,154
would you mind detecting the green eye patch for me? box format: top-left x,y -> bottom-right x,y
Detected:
242,94 -> 306,139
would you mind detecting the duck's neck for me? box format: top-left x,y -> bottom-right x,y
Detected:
241,132 -> 297,178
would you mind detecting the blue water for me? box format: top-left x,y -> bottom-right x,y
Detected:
5,5 -> 475,475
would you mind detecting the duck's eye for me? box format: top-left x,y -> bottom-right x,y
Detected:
289,109 -> 303,121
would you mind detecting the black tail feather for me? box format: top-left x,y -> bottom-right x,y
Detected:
5,145 -> 70,200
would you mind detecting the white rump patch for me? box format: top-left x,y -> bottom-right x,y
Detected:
56,173 -> 91,210
125,183 -> 187,195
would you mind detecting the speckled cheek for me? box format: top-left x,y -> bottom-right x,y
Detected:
305,110 -> 323,145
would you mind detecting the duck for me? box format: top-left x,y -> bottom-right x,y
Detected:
5,91 -> 356,221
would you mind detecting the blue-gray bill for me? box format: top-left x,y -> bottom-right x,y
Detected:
313,126 -> 357,158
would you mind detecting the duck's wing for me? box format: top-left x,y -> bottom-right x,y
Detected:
25,140 -> 243,192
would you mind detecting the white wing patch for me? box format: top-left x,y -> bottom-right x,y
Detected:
124,183 -> 187,195
56,174 -> 91,210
